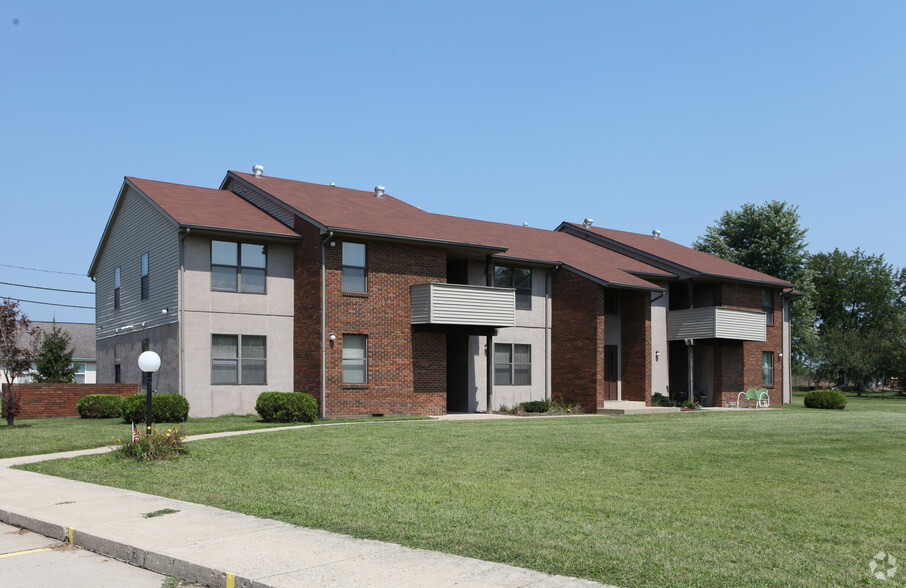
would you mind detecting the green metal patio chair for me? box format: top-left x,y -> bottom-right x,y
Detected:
730,388 -> 769,408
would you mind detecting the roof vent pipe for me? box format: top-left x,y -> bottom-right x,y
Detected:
374,186 -> 385,198
252,165 -> 264,177
652,229 -> 661,239
583,218 -> 594,228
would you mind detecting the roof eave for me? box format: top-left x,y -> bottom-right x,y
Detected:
559,264 -> 665,292
326,227 -> 507,255
179,224 -> 300,241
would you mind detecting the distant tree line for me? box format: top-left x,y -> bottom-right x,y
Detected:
695,201 -> 905,392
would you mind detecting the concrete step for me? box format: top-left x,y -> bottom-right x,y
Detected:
597,401 -> 680,415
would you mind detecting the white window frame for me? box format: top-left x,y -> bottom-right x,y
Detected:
212,334 -> 267,385
342,334 -> 368,384
494,343 -> 532,386
211,240 -> 268,294
342,242 -> 367,293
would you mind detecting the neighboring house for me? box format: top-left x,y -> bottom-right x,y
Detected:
1,322 -> 96,384
89,169 -> 796,417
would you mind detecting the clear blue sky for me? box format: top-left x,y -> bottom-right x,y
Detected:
2,1 -> 904,323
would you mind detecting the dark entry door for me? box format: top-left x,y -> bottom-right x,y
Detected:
604,345 -> 618,401
446,334 -> 470,412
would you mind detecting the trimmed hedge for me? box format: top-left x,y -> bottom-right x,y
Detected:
651,393 -> 674,407
519,399 -> 553,413
804,389 -> 847,410
255,392 -> 318,423
76,394 -> 124,419
121,393 -> 190,423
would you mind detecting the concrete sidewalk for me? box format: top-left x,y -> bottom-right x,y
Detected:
0,421 -> 608,588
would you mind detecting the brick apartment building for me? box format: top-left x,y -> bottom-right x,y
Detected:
89,169 -> 795,417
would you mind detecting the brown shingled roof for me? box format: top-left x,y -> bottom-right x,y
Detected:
227,172 -> 440,239
128,177 -> 298,238
228,172 -> 670,290
421,214 -> 673,289
562,223 -> 793,287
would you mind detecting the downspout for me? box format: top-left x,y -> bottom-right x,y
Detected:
320,231 -> 334,419
178,227 -> 190,400
545,267 -> 556,401
485,255 -> 494,413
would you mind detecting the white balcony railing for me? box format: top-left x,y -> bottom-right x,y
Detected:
411,283 -> 515,327
667,306 -> 766,342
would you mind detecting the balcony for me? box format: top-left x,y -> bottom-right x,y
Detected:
411,283 -> 515,327
667,306 -> 766,342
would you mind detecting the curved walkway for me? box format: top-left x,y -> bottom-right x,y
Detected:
0,417 -> 610,588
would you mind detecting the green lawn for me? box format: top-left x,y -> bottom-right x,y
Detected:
18,398 -> 906,586
0,414 -> 427,459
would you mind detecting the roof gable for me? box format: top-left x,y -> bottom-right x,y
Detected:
559,223 -> 793,288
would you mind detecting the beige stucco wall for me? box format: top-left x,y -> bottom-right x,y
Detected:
468,261 -> 552,412
180,234 -> 294,417
650,289 -> 669,398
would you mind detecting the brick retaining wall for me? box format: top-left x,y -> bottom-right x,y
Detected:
1,383 -> 140,419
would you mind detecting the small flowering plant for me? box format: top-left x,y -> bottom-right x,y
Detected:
113,426 -> 189,461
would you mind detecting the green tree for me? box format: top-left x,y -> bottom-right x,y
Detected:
0,298 -> 40,426
693,200 -> 818,369
31,319 -> 77,383
808,248 -> 906,391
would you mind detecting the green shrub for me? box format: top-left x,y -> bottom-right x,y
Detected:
121,393 -> 190,423
519,399 -> 553,413
255,392 -> 318,423
76,394 -> 124,418
113,425 -> 188,461
651,393 -> 674,407
804,389 -> 847,410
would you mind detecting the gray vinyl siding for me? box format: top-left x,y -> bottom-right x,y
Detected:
225,180 -> 294,227
94,186 -> 179,340
667,306 -> 766,342
410,283 -> 516,327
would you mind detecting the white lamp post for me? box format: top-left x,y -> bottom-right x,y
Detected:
137,351 -> 161,437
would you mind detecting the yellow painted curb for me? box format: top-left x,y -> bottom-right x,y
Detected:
68,527 -> 74,544
226,571 -> 235,588
0,546 -> 54,558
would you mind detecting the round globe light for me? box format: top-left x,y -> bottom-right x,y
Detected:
138,350 -> 161,373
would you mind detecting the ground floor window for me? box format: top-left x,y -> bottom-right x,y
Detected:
762,351 -> 774,386
494,343 -> 531,385
212,334 -> 267,385
343,334 -> 368,384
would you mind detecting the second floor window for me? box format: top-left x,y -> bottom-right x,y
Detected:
342,242 -> 367,293
114,267 -> 121,309
141,253 -> 150,300
762,290 -> 774,325
212,241 -> 267,293
494,266 -> 532,310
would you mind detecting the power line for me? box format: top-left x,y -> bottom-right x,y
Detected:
0,281 -> 93,295
0,263 -> 87,277
2,297 -> 94,310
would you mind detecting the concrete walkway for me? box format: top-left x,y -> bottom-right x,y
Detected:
0,418 -> 608,588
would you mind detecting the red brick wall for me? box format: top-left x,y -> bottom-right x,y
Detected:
713,284 -> 783,407
293,219 -> 324,401
620,290 -> 652,404
315,236 -> 447,417
551,271 -> 605,412
2,384 -> 139,419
